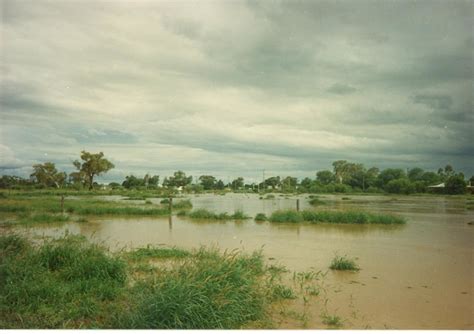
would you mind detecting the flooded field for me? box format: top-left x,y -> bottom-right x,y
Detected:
4,194 -> 473,329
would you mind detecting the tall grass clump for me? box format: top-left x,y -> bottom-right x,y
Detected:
269,209 -> 405,225
0,234 -> 127,328
1,235 -> 292,329
269,210 -> 303,223
329,255 -> 359,271
117,249 -> 272,329
186,209 -> 249,220
172,199 -> 193,210
254,213 -> 267,221
123,250 -> 265,328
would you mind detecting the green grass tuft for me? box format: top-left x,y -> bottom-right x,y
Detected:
329,255 -> 359,271
321,314 -> 343,327
271,285 -> 296,300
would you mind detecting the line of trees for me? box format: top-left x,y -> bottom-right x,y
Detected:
0,154 -> 472,195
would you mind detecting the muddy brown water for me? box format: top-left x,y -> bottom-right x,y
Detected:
3,194 -> 473,329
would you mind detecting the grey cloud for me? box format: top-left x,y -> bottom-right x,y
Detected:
1,0 -> 473,180
327,84 -> 356,95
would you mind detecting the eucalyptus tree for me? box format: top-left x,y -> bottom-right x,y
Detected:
30,162 -> 66,188
72,151 -> 114,190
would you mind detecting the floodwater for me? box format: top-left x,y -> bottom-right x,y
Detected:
4,194 -> 473,329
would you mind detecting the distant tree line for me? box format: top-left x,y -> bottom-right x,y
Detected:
0,154 -> 472,195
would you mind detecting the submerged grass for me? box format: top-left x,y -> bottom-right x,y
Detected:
329,255 -> 359,271
172,199 -> 193,210
0,234 -> 289,329
0,196 -> 170,218
269,209 -> 406,225
17,213 -> 70,225
308,197 -> 326,206
182,209 -> 250,220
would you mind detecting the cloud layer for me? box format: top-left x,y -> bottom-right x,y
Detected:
1,0 -> 473,182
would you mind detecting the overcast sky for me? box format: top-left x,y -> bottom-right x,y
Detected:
1,0 -> 473,183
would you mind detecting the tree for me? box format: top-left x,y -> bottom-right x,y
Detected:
300,177 -> 313,190
30,162 -> 66,188
408,168 -> 424,182
421,171 -> 441,186
73,151 -> 114,190
231,177 -> 244,190
122,175 -> 143,189
376,168 -> 406,189
316,170 -> 335,185
165,171 -> 192,188
215,179 -> 225,190
263,176 -> 280,190
281,176 -> 297,191
385,178 -> 415,194
199,175 -> 217,190
438,164 -> 455,181
445,175 -> 466,195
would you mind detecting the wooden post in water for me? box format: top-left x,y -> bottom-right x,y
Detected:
60,195 -> 65,214
168,197 -> 173,214
296,199 -> 300,212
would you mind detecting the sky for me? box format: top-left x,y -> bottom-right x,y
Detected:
1,0 -> 473,183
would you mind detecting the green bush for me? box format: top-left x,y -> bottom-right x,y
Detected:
254,213 -> 267,221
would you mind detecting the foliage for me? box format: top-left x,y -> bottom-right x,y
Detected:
30,162 -> 66,188
199,175 -> 216,190
231,177 -> 244,190
163,171 -> 192,188
385,178 -> 415,194
72,151 -> 115,190
316,170 -> 335,185
445,175 -> 467,195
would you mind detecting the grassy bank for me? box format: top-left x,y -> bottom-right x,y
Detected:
0,196 -> 171,224
269,209 -> 406,225
0,234 -> 292,329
